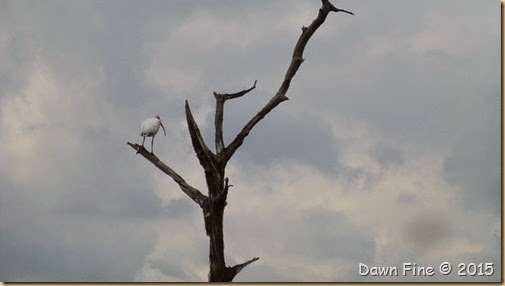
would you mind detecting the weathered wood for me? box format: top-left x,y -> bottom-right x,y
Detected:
185,100 -> 218,169
214,80 -> 257,156
228,257 -> 260,280
128,0 -> 352,281
126,142 -> 208,207
224,0 -> 353,162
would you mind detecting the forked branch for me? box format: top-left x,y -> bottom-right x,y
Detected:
127,0 -> 353,281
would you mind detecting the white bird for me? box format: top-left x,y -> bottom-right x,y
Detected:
140,115 -> 166,153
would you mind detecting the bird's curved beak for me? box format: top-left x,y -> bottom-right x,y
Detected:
160,122 -> 166,136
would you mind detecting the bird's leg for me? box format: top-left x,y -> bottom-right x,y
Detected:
151,136 -> 154,153
137,136 -> 146,154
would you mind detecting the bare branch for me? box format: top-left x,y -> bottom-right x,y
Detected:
226,257 -> 260,280
214,80 -> 257,155
214,96 -> 226,155
127,142 -> 208,207
129,1 -> 352,281
224,0 -> 352,162
214,80 -> 257,101
185,101 -> 225,200
224,94 -> 287,161
185,100 -> 218,171
325,0 -> 355,15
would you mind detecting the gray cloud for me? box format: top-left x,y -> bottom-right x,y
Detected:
229,108 -> 340,175
442,91 -> 500,212
0,212 -> 155,282
0,0 -> 499,282
402,213 -> 451,251
397,193 -> 416,204
371,145 -> 404,168
295,209 -> 376,261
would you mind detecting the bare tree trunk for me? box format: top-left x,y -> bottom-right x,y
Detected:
207,206 -> 227,281
127,0 -> 352,282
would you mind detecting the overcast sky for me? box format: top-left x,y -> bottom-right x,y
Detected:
0,0 -> 500,282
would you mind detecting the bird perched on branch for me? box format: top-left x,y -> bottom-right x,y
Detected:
140,115 -> 166,153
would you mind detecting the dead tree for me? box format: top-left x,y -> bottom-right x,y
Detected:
127,0 -> 353,282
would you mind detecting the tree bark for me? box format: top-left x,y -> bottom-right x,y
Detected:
127,0 -> 352,282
